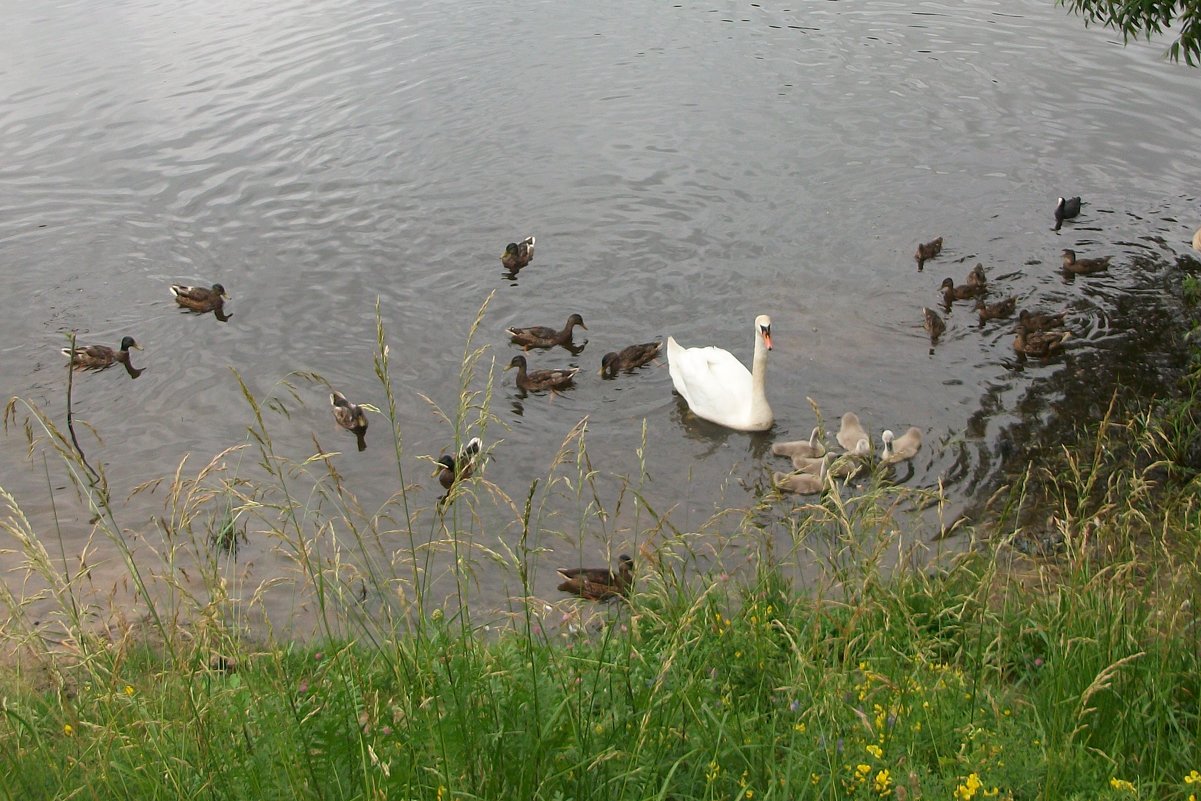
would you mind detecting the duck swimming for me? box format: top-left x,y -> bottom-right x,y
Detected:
975,296 -> 1016,323
1053,196 -> 1081,231
330,390 -> 369,451
557,554 -> 633,601
600,341 -> 662,377
506,355 -> 579,393
915,237 -> 943,270
436,437 -> 482,490
1013,325 -> 1072,359
1061,249 -> 1111,275
940,277 -> 984,304
500,236 -> 536,270
923,307 -> 946,342
171,283 -> 229,313
61,336 -> 143,376
507,314 -> 587,350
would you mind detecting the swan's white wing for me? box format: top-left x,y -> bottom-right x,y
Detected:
667,338 -> 753,427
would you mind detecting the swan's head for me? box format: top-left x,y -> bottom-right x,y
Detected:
851,438 -> 870,456
841,412 -> 859,427
755,314 -> 772,350
882,430 -> 895,445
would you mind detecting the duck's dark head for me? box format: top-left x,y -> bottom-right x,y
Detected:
1061,249 -> 1076,264
436,455 -> 456,471
939,278 -> 955,290
503,242 -> 520,258
567,313 -> 587,330
119,336 -> 142,352
506,355 -> 526,371
618,554 -> 634,570
212,283 -> 229,298
600,352 -> 618,377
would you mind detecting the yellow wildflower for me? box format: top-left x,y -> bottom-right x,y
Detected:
873,769 -> 892,795
1186,770 -> 1201,785
856,763 -> 871,778
794,721 -> 806,733
954,772 -> 982,801
123,684 -> 135,696
706,761 -> 720,783
866,744 -> 883,759
63,724 -> 74,736
1109,778 -> 1136,793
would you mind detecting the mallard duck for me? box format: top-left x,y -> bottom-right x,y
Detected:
667,315 -> 773,432
500,236 -> 535,270
975,296 -> 1016,323
914,237 -> 943,270
61,336 -> 142,371
1018,309 -> 1067,331
771,427 -> 825,459
435,437 -> 481,490
773,459 -> 827,495
600,341 -> 662,377
507,314 -> 587,351
966,263 -> 987,287
330,390 -> 368,451
940,277 -> 984,303
506,355 -> 579,392
880,427 -> 922,465
836,412 -> 870,452
557,554 -> 633,601
1013,325 -> 1072,358
170,283 -> 229,312
923,307 -> 946,342
1061,249 -> 1111,275
1053,196 -> 1081,231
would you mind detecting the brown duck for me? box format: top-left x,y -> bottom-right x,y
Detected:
975,296 -> 1016,323
600,341 -> 662,377
923,307 -> 946,341
330,391 -> 368,451
940,277 -> 984,304
61,336 -> 144,378
436,437 -> 481,489
914,237 -> 943,270
506,355 -> 579,392
1013,325 -> 1072,358
1061,249 -> 1111,275
557,554 -> 633,601
171,283 -> 229,312
507,314 -> 587,350
966,263 -> 987,288
500,236 -> 535,270
1018,309 -> 1067,331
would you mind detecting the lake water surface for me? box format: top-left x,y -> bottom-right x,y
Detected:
2,0 -> 1199,636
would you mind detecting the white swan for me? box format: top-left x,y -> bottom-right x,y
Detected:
667,314 -> 774,432
880,427 -> 923,465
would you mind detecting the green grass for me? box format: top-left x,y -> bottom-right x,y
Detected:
2,301 -> 1200,800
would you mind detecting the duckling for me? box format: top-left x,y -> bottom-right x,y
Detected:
600,341 -> 662,377
557,554 -> 633,601
170,283 -> 229,313
435,437 -> 482,490
940,277 -> 984,304
1018,308 -> 1068,331
975,296 -> 1016,323
836,412 -> 870,453
61,336 -> 143,373
507,314 -> 587,350
966,263 -> 987,288
1053,196 -> 1081,231
794,445 -> 866,479
1061,249 -> 1111,275
923,307 -> 946,342
773,459 -> 828,495
506,355 -> 579,393
914,237 -> 943,270
771,427 -> 826,459
500,236 -> 536,270
330,391 -> 368,451
1013,325 -> 1072,358
880,427 -> 922,465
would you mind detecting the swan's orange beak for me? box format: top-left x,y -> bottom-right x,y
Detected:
762,329 -> 772,350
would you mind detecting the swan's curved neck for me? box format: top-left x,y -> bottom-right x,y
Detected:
749,331 -> 772,424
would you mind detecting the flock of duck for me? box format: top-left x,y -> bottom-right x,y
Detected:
55,211 -> 1201,602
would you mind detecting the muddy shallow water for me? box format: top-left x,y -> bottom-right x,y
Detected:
2,0 -> 1200,636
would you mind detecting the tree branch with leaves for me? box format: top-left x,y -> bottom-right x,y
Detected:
1059,0 -> 1200,65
